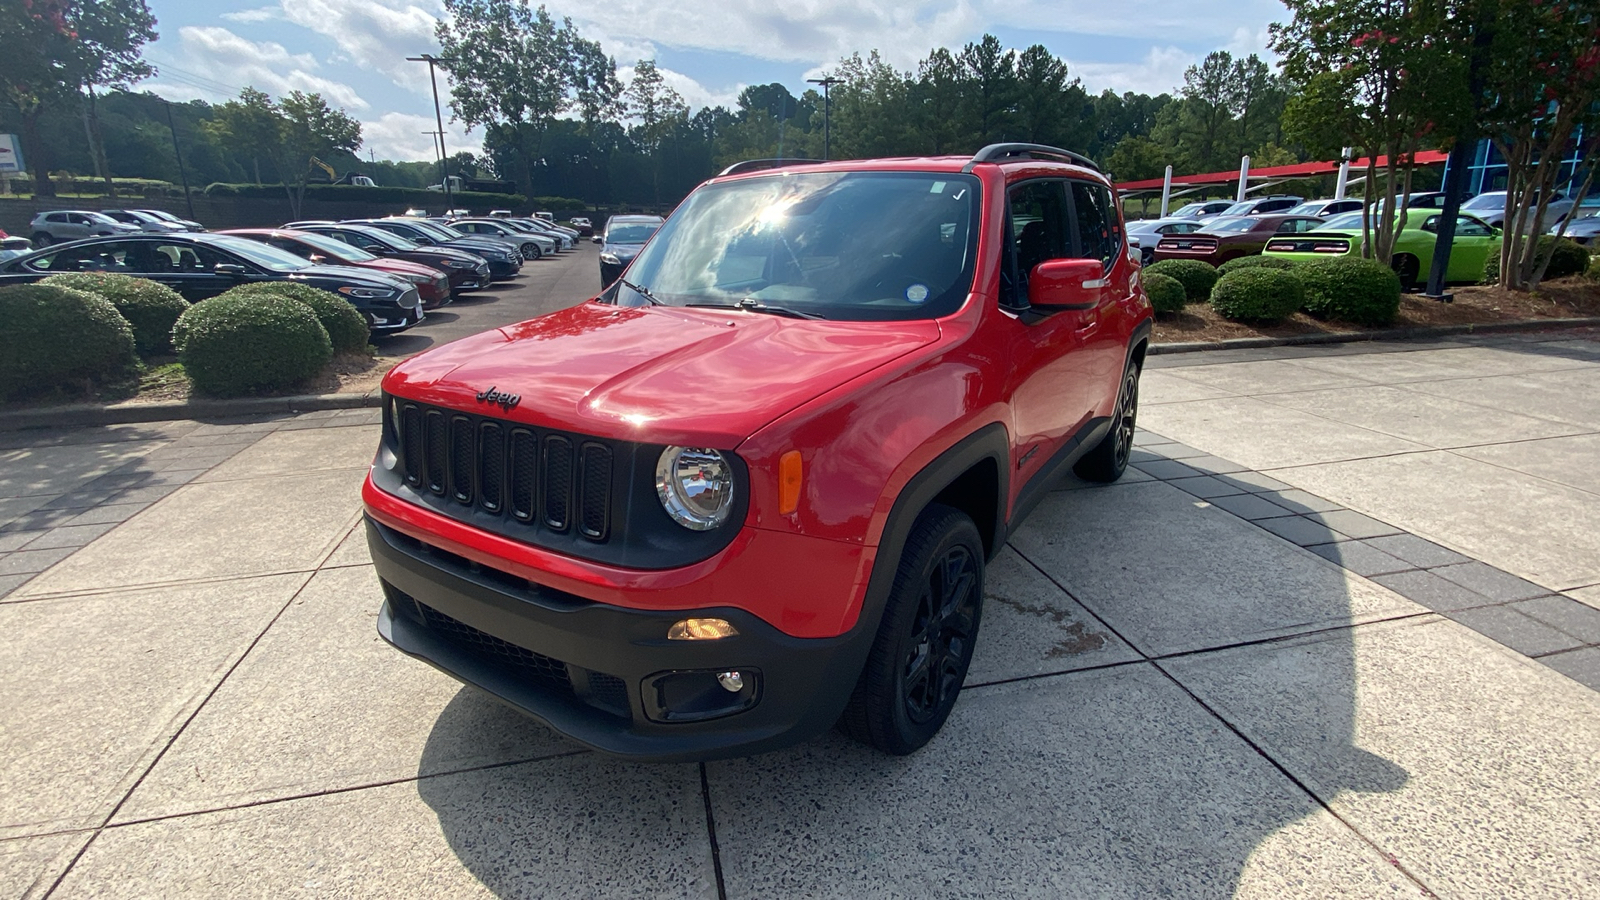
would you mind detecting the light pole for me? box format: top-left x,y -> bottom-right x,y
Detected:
408,54 -> 459,209
806,76 -> 840,160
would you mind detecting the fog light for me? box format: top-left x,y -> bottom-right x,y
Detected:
717,671 -> 744,692
668,618 -> 738,641
644,668 -> 761,723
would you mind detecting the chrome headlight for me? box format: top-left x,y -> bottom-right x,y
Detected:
440,258 -> 473,269
402,273 -> 432,285
337,285 -> 397,299
599,252 -> 621,265
655,447 -> 736,531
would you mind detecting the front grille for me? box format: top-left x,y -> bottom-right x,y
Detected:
395,400 -> 615,544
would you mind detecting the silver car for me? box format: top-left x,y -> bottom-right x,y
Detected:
1552,214 -> 1600,247
101,209 -> 189,234
1462,191 -> 1576,231
448,218 -> 556,258
28,210 -> 139,246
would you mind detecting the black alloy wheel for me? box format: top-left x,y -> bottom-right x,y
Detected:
840,503 -> 985,755
1074,360 -> 1141,483
1392,254 -> 1420,292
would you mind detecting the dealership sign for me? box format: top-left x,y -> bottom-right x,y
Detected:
0,135 -> 23,173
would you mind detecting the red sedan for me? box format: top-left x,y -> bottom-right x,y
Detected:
220,228 -> 454,309
1151,214 -> 1327,266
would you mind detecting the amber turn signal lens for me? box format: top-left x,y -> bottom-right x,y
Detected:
779,450 -> 803,515
667,618 -> 739,641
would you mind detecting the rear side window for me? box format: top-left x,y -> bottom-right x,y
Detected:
1070,181 -> 1121,270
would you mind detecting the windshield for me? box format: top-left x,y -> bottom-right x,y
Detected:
607,223 -> 660,244
144,210 -> 182,222
205,235 -> 312,271
349,226 -> 418,251
618,171 -> 979,321
1461,194 -> 1503,210
1206,217 -> 1260,234
1321,212 -> 1367,230
408,220 -> 466,240
293,230 -> 376,262
1173,204 -> 1207,216
1286,203 -> 1323,216
1219,202 -> 1254,216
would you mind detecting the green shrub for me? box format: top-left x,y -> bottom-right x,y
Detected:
1209,268 -> 1306,323
1218,255 -> 1299,276
1143,259 -> 1219,302
1587,254 -> 1599,282
1295,257 -> 1403,327
0,284 -> 138,401
40,272 -> 188,356
1484,236 -> 1592,283
216,282 -> 369,352
175,294 -> 332,397
1143,272 -> 1188,315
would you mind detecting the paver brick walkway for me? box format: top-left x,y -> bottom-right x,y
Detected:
3,330 -> 1599,898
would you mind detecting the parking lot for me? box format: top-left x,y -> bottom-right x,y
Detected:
2,273 -> 1599,895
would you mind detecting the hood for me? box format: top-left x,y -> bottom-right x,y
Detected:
603,242 -> 646,256
296,264 -> 411,289
444,236 -> 513,253
384,302 -> 941,447
361,258 -> 445,280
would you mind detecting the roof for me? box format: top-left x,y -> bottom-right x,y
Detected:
1116,151 -> 1450,192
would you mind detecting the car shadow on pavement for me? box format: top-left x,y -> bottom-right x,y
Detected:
413,476 -> 1416,898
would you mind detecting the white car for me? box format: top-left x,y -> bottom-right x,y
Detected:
1553,214 -> 1600,247
28,210 -> 139,246
1462,191 -> 1575,231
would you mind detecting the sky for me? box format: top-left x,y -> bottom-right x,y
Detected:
140,0 -> 1288,163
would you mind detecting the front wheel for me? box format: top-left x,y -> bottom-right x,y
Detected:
840,504 -> 985,755
1074,359 -> 1141,483
1391,254 -> 1420,292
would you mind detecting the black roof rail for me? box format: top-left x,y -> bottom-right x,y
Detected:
962,143 -> 1102,174
718,158 -> 824,177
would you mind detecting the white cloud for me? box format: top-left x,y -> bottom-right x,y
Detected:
146,26 -> 368,111
1069,45 -> 1195,96
220,6 -> 282,23
616,64 -> 744,117
276,0 -> 445,93
360,111 -> 482,163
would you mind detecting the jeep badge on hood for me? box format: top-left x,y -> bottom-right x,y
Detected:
474,386 -> 520,412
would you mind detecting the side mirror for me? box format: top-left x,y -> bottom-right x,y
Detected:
214,263 -> 248,277
1027,258 -> 1106,311
308,254 -> 325,264
593,236 -> 603,244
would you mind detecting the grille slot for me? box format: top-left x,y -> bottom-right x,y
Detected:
394,401 -> 613,545
579,443 -> 612,539
543,436 -> 573,532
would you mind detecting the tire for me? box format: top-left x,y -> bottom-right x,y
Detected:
1391,254 -> 1420,292
839,503 -> 985,755
31,232 -> 51,248
1074,358 -> 1141,483
525,244 -> 541,260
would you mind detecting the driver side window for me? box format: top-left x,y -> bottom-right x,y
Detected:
1006,180 -> 1070,307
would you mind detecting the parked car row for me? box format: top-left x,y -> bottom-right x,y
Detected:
27,208 -> 204,246
0,212 -> 586,339
1158,190 -> 1585,232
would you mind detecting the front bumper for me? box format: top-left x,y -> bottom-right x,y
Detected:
367,517 -> 869,762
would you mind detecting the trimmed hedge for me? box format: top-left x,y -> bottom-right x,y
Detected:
175,294 -> 332,397
40,272 -> 189,356
1588,254 -> 1600,282
1218,255 -> 1299,276
1209,268 -> 1306,323
1296,257 -> 1403,326
1143,259 -> 1219,302
1484,236 -> 1591,283
216,282 -> 369,352
202,182 -> 527,208
0,284 -> 138,400
1143,272 -> 1188,315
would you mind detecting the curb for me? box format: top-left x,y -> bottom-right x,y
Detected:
3,317 -> 1598,431
0,391 -> 381,431
1147,316 -> 1600,356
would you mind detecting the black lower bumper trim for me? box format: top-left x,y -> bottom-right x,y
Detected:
367,517 -> 872,762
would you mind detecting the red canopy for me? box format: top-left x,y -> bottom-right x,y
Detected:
1115,151 -> 1450,192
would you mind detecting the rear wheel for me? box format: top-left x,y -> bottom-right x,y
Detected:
1074,359 -> 1141,483
1392,254 -> 1420,292
31,233 -> 51,248
840,504 -> 985,755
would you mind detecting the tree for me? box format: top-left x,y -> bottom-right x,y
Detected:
436,0 -> 600,191
207,88 -> 360,218
958,35 -> 1018,145
1013,45 -> 1090,149
0,0 -> 155,197
1176,51 -> 1241,171
623,60 -> 687,202
1274,1 -> 1457,265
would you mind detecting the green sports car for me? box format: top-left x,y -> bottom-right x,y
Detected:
1262,211 -> 1501,290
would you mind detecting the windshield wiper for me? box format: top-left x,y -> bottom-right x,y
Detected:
686,298 -> 825,320
616,277 -> 661,305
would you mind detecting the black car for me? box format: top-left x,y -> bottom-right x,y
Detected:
346,218 -> 523,278
293,222 -> 493,294
0,233 -> 423,334
597,214 -> 664,288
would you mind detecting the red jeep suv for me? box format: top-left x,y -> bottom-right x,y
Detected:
363,144 -> 1153,761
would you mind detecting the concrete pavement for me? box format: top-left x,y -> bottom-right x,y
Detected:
2,329 -> 1599,898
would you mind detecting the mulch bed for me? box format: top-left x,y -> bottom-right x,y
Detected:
1151,276 -> 1600,344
